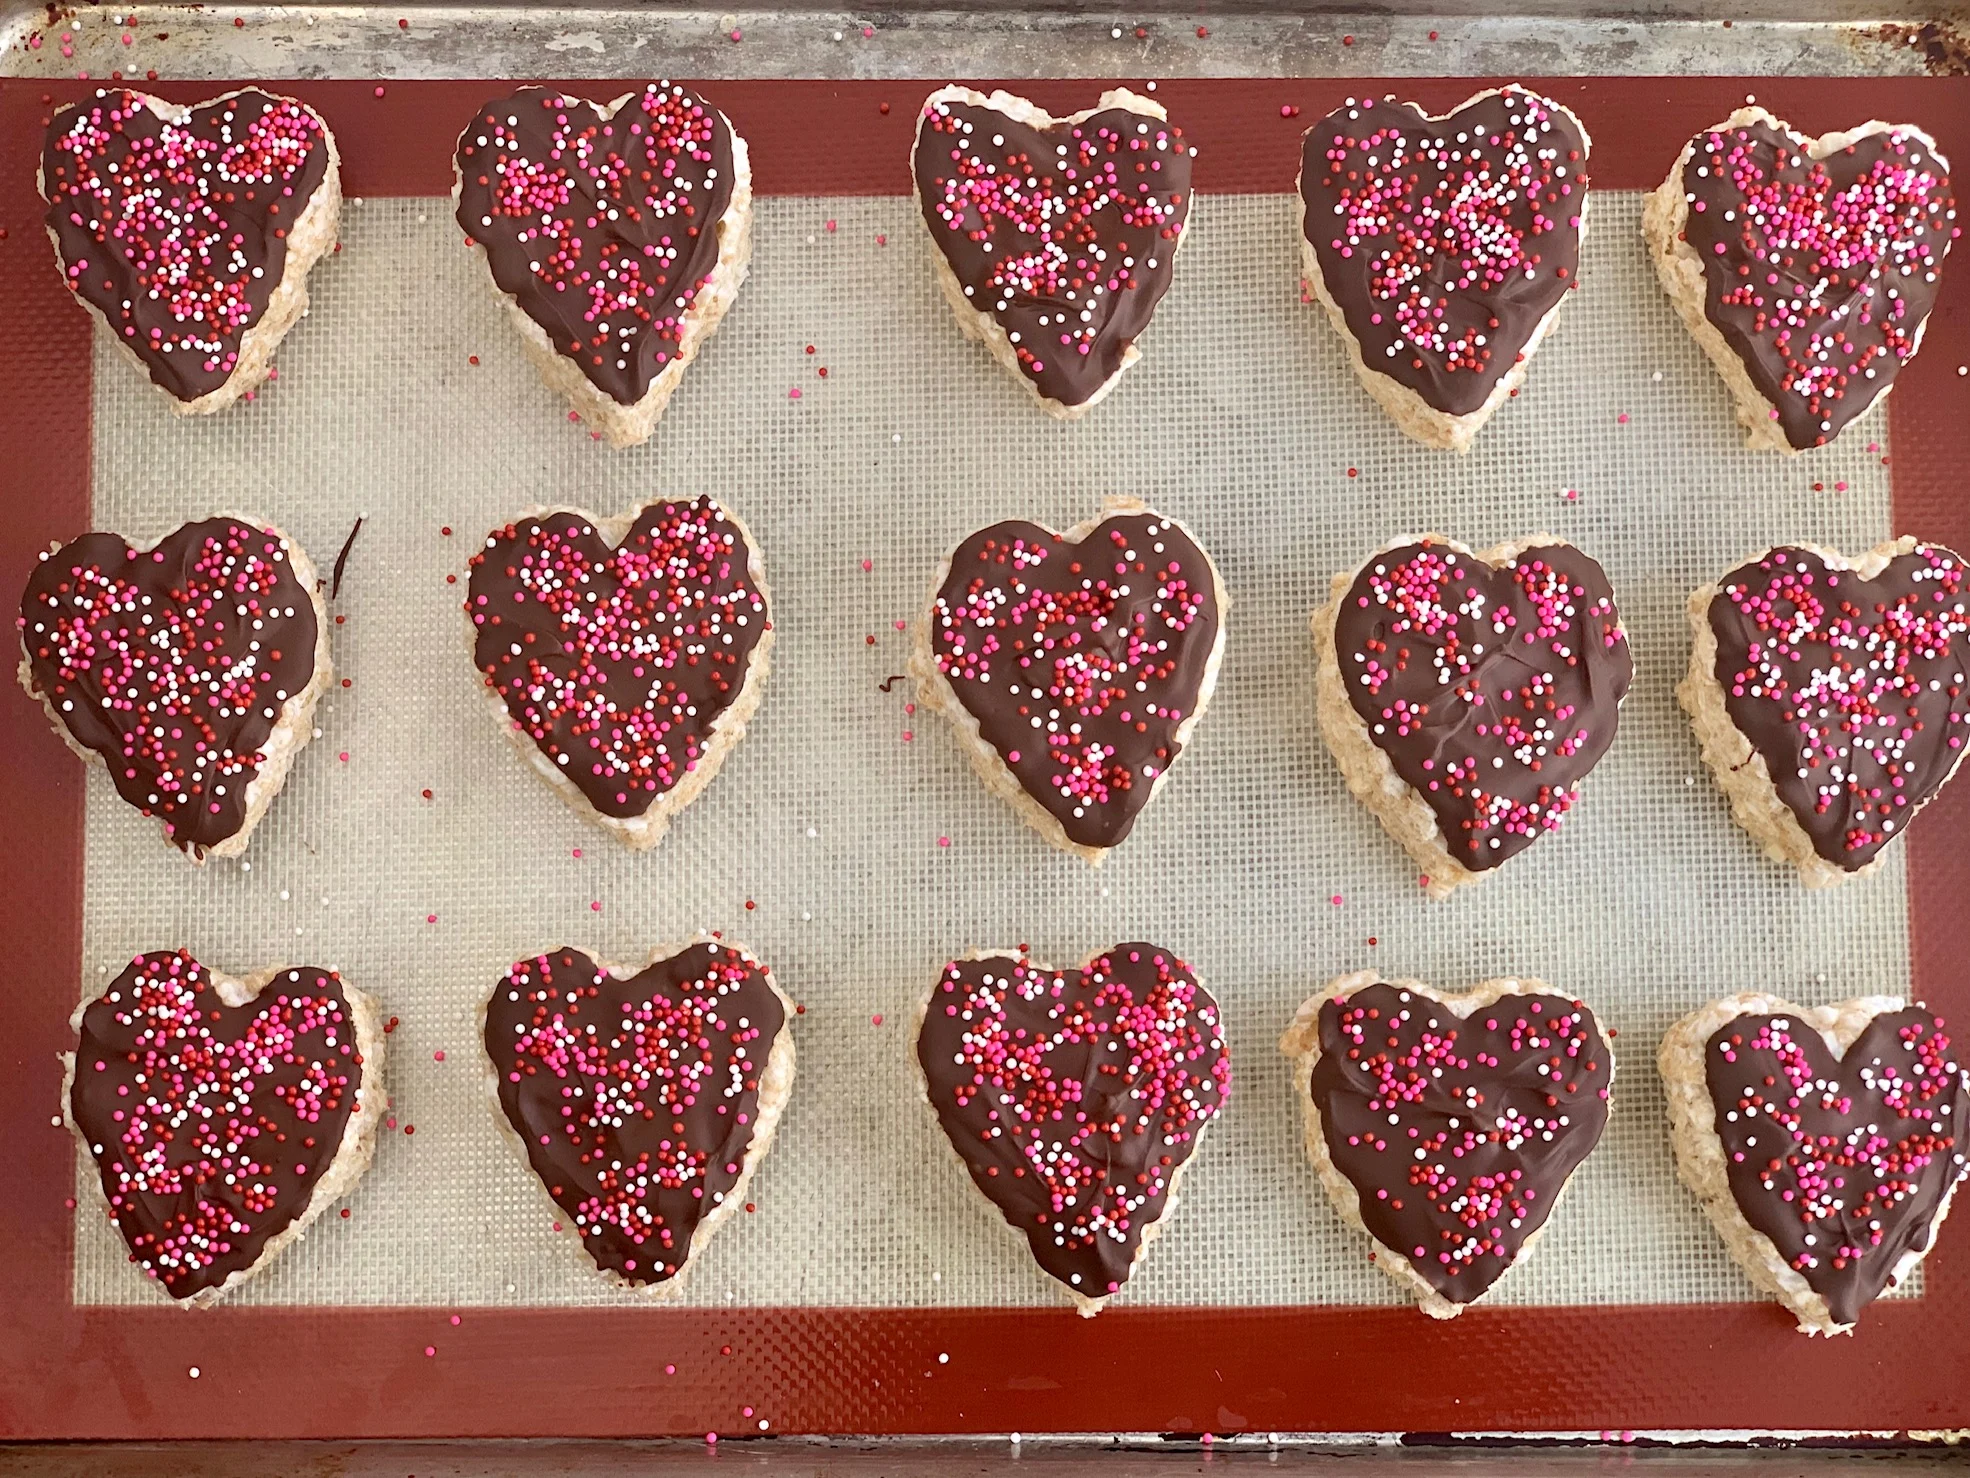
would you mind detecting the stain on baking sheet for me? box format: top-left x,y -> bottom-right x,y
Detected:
1870,19 -> 1970,74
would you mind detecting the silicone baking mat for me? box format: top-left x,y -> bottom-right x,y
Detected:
3,76 -> 1967,1439
74,187 -> 1912,1312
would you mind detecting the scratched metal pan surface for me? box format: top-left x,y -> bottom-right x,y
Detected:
0,2 -> 1962,84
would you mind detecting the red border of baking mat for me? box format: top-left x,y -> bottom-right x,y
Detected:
2,76 -> 1966,1440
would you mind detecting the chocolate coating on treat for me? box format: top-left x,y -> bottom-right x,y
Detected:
928,509 -> 1219,850
1300,89 -> 1589,417
42,89 -> 333,403
1705,1007 -> 1968,1328
70,950 -> 367,1302
1333,538 -> 1631,872
918,945 -> 1228,1301
914,94 -> 1191,407
485,944 -> 786,1284
456,84 -> 737,406
1310,981 -> 1611,1304
465,498 -> 768,820
1707,544 -> 1970,870
18,516 -> 320,859
1677,119 -> 1954,450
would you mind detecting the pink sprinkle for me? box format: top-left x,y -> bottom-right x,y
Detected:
789,387 -> 802,399
1280,105 -> 1295,118
707,1433 -> 719,1445
938,836 -> 951,848
872,1014 -> 884,1026
339,751 -> 349,762
825,219 -> 837,233
893,618 -> 906,630
426,913 -> 438,924
433,1050 -> 446,1062
374,86 -> 386,98
1330,894 -> 1343,906
861,559 -> 873,572
591,900 -> 602,912
862,24 -> 874,35
901,730 -> 913,742
450,1315 -> 461,1326
875,234 -> 887,247
665,1364 -> 677,1375
1617,412 -> 1630,424
572,848 -> 582,858
728,27 -> 741,40
424,1346 -> 435,1357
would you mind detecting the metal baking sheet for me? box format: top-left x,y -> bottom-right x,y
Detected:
0,51 -> 1967,1444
